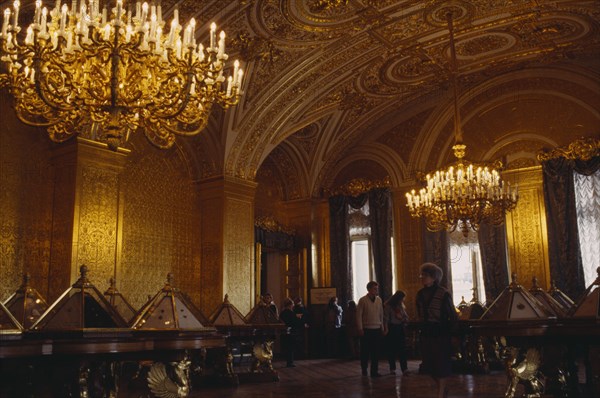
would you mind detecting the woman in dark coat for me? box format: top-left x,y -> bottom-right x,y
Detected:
384,290 -> 410,375
416,262 -> 458,398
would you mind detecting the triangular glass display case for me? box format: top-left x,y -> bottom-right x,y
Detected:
0,301 -> 22,333
210,294 -> 248,327
570,267 -> 600,319
130,273 -> 210,330
245,301 -> 283,325
31,265 -> 128,330
480,273 -> 555,321
529,277 -> 568,318
3,273 -> 49,329
548,280 -> 575,314
458,289 -> 486,320
103,277 -> 137,323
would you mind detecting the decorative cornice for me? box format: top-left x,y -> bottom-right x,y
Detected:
255,215 -> 296,235
328,176 -> 391,197
537,136 -> 600,162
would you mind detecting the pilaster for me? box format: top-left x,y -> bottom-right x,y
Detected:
503,166 -> 551,289
48,138 -> 130,301
197,176 -> 257,315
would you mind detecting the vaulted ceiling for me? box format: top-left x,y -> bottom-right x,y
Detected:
4,0 -> 600,200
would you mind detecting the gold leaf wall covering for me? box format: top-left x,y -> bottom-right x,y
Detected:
504,167 -> 551,289
119,145 -> 201,310
0,96 -> 54,301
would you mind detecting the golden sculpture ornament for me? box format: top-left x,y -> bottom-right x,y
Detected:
329,176 -> 391,197
537,136 -> 600,162
0,0 -> 243,150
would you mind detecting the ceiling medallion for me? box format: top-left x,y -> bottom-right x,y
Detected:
0,0 -> 243,150
405,12 -> 518,237
425,1 -> 473,28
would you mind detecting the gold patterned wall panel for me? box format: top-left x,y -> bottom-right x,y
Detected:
75,166 -> 120,293
47,139 -> 129,301
199,191 -> 225,315
392,188 -> 424,319
47,150 -> 77,301
120,149 -> 201,310
224,197 -> 255,315
0,97 -> 54,302
504,167 -> 550,290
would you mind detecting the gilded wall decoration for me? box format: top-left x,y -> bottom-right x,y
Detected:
76,166 -> 120,294
328,176 -> 391,197
255,160 -> 285,210
269,147 -> 303,200
0,114 -> 54,301
120,147 -> 200,310
504,167 -> 550,289
224,198 -> 255,315
48,162 -> 77,301
537,136 -> 600,162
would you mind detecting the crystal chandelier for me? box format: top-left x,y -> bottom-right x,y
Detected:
405,12 -> 518,236
0,0 -> 243,149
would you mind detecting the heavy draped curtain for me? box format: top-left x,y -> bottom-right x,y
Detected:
477,224 -> 509,302
329,189 -> 393,305
542,155 -> 600,300
423,229 -> 451,293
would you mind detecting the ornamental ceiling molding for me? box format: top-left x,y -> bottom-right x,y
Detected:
407,65 -> 600,177
327,176 -> 392,197
223,0 -> 600,182
537,136 -> 600,162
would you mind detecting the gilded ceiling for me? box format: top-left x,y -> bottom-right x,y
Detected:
3,0 -> 600,200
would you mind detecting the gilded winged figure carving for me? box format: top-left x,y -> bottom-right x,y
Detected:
147,358 -> 192,398
504,347 -> 544,398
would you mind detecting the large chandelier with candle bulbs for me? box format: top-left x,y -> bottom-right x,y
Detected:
405,12 -> 518,236
0,0 -> 243,149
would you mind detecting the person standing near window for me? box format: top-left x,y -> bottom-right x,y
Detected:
416,263 -> 458,398
356,281 -> 385,377
384,290 -> 410,375
325,296 -> 343,357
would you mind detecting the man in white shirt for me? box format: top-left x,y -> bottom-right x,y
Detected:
356,281 -> 385,377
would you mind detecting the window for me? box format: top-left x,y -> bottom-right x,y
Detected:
349,201 -> 372,301
574,169 -> 600,287
351,238 -> 371,300
448,230 -> 486,306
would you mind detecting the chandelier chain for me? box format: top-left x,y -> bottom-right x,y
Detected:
405,12 -> 518,236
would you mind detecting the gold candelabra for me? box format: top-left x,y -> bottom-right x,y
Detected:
0,0 -> 243,149
405,12 -> 518,236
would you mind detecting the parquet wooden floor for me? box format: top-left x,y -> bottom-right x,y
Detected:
190,358 -> 509,398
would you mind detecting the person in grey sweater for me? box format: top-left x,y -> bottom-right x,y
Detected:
356,281 -> 385,377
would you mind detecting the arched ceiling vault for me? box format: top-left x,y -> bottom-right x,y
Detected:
6,1 -> 597,196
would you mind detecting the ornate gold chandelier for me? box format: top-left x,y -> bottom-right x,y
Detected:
405,12 -> 518,236
0,0 -> 243,149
